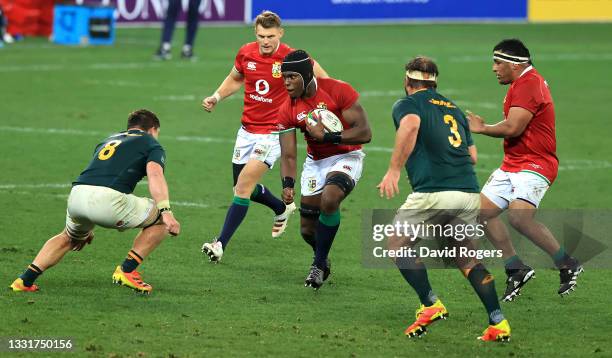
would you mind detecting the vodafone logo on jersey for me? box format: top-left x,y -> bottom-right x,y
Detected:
249,79 -> 272,103
255,79 -> 270,95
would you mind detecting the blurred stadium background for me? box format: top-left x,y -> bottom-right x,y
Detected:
1,0 -> 611,356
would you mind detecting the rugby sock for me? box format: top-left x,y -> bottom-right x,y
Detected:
552,247 -> 572,268
504,255 -> 525,271
302,233 -> 316,252
313,211 -> 340,269
121,250 -> 143,273
250,184 -> 285,215
466,264 -> 504,325
395,256 -> 437,306
19,264 -> 43,287
217,196 -> 250,249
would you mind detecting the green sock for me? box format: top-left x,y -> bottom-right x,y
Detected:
467,264 -> 504,325
395,256 -> 438,306
552,247 -> 571,268
503,255 -> 524,271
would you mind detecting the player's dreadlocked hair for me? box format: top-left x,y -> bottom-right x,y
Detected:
255,10 -> 281,29
405,56 -> 439,89
127,109 -> 160,131
494,39 -> 532,65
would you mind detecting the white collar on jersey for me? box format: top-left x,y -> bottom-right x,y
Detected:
519,65 -> 534,78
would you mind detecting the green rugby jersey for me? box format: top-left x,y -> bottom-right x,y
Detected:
392,88 -> 479,193
73,129 -> 166,194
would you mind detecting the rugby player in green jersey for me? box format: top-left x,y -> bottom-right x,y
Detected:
9,109 -> 180,295
377,57 -> 510,341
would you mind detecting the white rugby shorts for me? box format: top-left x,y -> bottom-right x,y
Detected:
65,185 -> 157,240
481,168 -> 550,209
232,127 -> 281,168
300,150 -> 365,196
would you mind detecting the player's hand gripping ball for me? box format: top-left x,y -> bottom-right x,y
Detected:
307,109 -> 344,133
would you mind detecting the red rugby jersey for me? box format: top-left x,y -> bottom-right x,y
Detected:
501,67 -> 559,184
277,78 -> 361,160
234,42 -> 293,134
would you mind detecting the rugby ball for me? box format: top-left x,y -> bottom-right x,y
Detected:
307,109 -> 344,133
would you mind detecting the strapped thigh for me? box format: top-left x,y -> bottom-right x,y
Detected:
325,173 -> 355,195
300,202 -> 320,219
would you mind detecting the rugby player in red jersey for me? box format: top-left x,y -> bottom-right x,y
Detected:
200,11 -> 328,262
467,39 -> 583,301
277,50 -> 371,289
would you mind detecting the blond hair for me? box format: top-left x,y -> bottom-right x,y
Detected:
254,10 -> 282,29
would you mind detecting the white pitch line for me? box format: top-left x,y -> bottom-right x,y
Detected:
0,63 -> 161,73
0,183 -> 72,190
153,94 -> 241,102
153,90 -> 497,109
0,184 -> 209,209
84,79 -> 147,88
0,126 -> 609,171
0,126 -> 102,136
0,60 -> 229,73
154,89 -> 464,102
454,100 -> 498,110
2,52 -> 610,73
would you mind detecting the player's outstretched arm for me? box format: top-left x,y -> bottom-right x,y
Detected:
377,114 -> 420,199
202,67 -> 245,112
337,101 -> 372,144
146,161 -> 181,236
313,61 -> 330,79
466,108 -> 533,138
279,130 -> 297,203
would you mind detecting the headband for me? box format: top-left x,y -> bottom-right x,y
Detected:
406,70 -> 437,82
493,50 -> 530,64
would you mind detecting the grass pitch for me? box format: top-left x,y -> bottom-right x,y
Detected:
1,23 -> 611,357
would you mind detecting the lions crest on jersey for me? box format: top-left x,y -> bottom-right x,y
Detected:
317,102 -> 328,109
272,61 -> 282,78
308,178 -> 317,190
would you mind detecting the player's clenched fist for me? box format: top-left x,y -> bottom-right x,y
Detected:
202,96 -> 218,112
282,187 -> 294,204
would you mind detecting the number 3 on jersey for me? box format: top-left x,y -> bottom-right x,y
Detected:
443,114 -> 462,148
98,140 -> 122,160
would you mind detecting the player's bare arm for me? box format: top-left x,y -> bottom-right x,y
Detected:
313,61 -> 330,79
306,102 -> 372,144
339,101 -> 372,144
377,114 -> 420,199
468,144 -> 477,164
202,68 -> 245,112
279,129 -> 297,203
467,107 -> 533,138
146,161 -> 181,236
